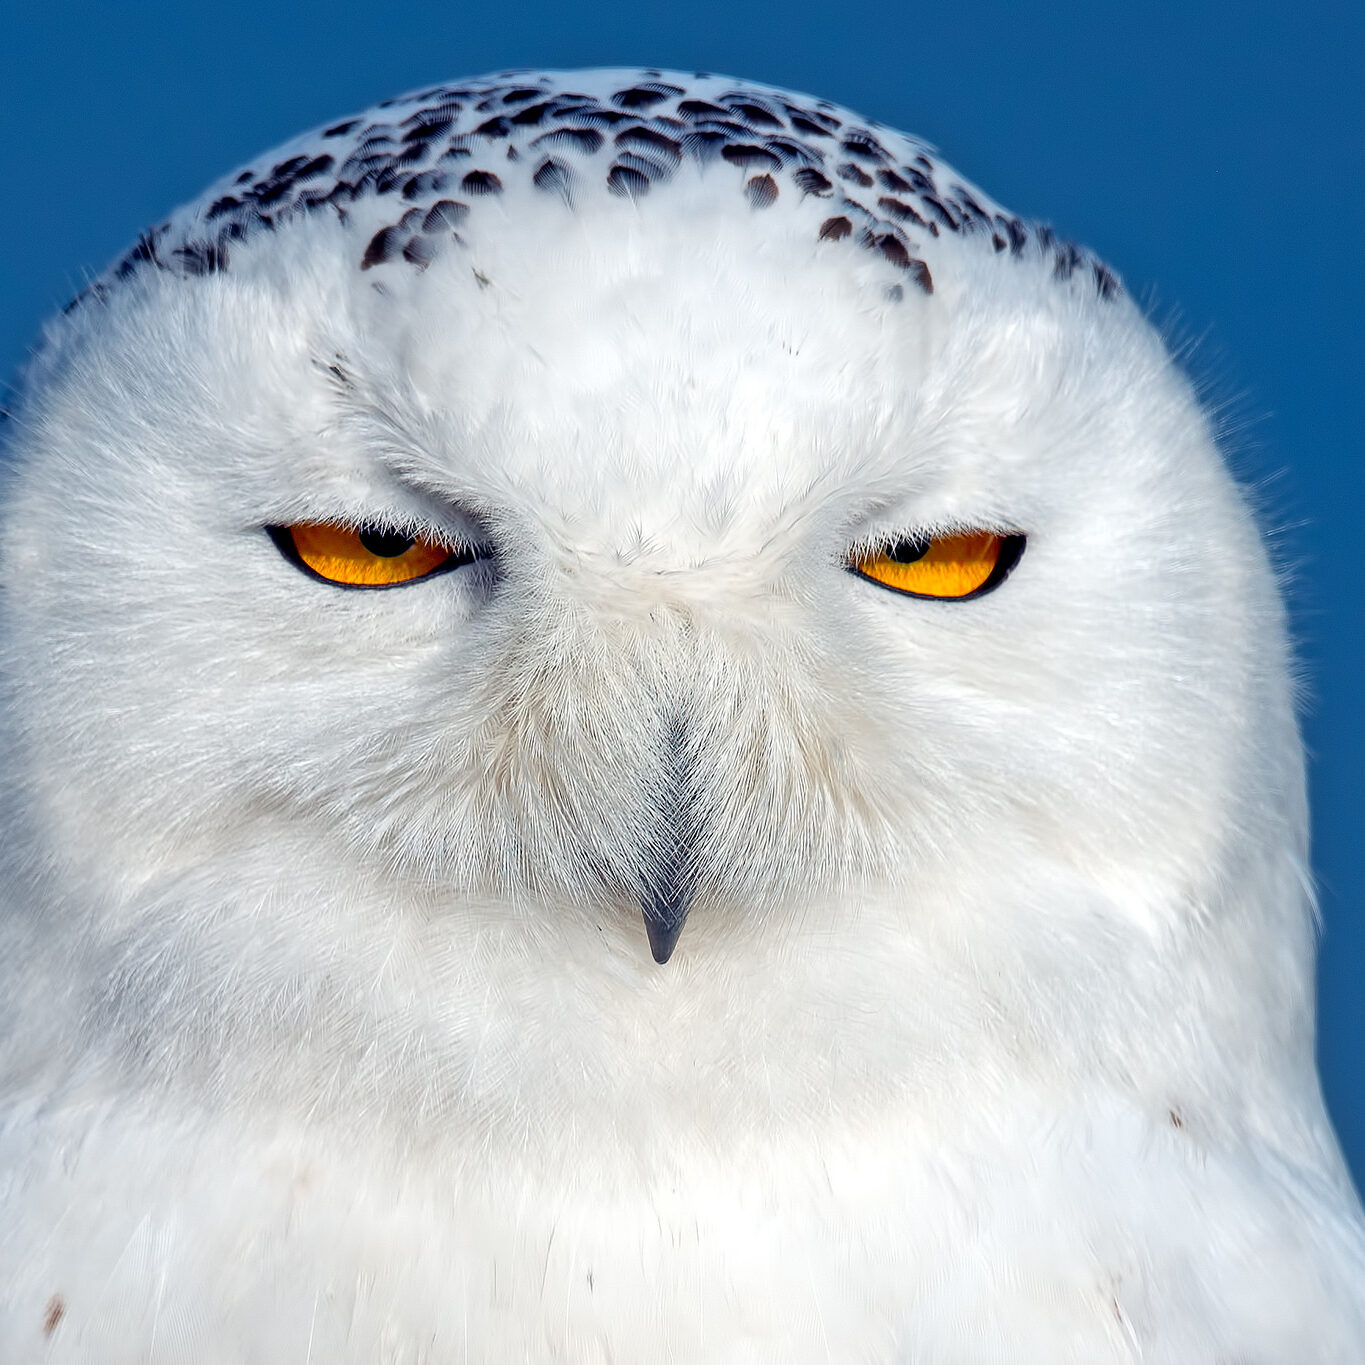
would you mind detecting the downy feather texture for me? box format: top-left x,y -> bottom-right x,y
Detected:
0,68 -> 1362,1363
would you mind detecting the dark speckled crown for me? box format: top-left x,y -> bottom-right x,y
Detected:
75,69 -> 1119,313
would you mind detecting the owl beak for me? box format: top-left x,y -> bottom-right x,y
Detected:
636,714 -> 696,965
640,877 -> 692,965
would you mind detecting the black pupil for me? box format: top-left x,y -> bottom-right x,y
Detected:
359,526 -> 416,558
886,535 -> 931,564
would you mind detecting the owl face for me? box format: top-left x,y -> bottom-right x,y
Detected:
0,74 -> 1309,1139
3,195 -> 1287,915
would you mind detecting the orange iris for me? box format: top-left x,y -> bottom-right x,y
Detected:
851,531 -> 1023,600
271,523 -> 465,588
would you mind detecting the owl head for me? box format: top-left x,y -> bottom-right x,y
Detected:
0,70 -> 1318,1144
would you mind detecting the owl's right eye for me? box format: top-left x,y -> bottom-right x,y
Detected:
267,522 -> 484,588
849,530 -> 1025,600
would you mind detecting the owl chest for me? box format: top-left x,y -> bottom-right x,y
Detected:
4,1086 -> 1356,1362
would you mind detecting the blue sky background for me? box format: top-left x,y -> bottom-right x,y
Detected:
2,1 -> 1361,1174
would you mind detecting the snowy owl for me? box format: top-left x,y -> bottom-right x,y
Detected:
1,66 -> 1362,1363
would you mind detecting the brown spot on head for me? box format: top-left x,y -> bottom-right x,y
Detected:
461,169 -> 503,195
792,167 -> 833,196
873,233 -> 911,269
745,174 -> 778,208
43,1294 -> 65,1336
360,226 -> 401,269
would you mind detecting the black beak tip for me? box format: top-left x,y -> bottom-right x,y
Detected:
643,909 -> 686,965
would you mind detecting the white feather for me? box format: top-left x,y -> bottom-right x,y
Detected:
1,68 -> 1361,1362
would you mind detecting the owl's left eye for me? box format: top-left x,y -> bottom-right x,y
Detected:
849,530 -> 1025,600
267,522 -> 484,588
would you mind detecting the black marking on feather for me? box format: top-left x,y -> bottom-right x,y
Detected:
402,234 -> 438,268
422,199 -> 469,231
793,167 -> 833,196
531,126 -> 604,154
615,126 -> 682,160
837,162 -> 874,188
723,99 -> 784,129
402,170 -> 447,200
745,173 -> 778,208
461,169 -> 502,195
721,143 -> 781,170
81,71 -> 1118,307
613,83 -> 684,109
877,196 -> 929,229
361,226 -> 401,269
606,163 -> 650,198
677,99 -> 729,120
532,157 -> 574,198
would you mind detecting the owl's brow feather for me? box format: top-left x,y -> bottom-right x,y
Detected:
305,349 -> 503,523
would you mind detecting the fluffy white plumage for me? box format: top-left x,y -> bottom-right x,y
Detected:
1,67 -> 1362,1361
